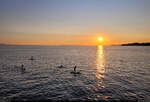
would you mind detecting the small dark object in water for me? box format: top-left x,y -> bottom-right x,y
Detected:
70,66 -> 81,74
70,71 -> 81,74
29,56 -> 34,60
74,66 -> 76,72
21,64 -> 25,71
57,65 -> 65,68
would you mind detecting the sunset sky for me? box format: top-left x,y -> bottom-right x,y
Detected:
0,0 -> 150,45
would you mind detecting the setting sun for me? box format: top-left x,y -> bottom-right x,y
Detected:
98,37 -> 103,41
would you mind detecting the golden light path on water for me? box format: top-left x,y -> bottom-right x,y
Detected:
96,45 -> 105,88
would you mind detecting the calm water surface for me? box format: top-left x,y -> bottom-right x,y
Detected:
0,46 -> 150,101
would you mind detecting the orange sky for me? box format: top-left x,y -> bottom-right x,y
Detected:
1,31 -> 150,46
0,0 -> 150,45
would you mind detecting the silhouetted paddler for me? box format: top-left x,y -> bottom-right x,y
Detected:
71,66 -> 81,74
21,64 -> 25,71
29,56 -> 34,60
57,65 -> 65,68
21,64 -> 24,68
74,66 -> 76,72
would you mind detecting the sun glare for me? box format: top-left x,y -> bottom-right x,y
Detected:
98,37 -> 103,41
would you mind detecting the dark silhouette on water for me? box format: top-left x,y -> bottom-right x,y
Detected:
57,65 -> 65,68
74,66 -> 76,72
70,66 -> 81,74
29,56 -> 35,60
21,64 -> 25,71
121,42 -> 150,46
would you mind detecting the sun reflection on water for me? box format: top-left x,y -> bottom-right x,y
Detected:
96,45 -> 105,87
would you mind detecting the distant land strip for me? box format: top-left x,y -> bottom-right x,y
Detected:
121,42 -> 150,46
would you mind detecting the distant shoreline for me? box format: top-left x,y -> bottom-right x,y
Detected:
121,42 -> 150,46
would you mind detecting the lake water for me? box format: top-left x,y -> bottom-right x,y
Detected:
0,46 -> 150,102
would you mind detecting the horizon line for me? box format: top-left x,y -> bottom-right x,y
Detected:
0,42 -> 150,46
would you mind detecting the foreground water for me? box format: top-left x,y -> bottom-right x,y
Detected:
0,45 -> 150,102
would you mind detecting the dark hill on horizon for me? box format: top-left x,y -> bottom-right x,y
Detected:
121,42 -> 150,46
